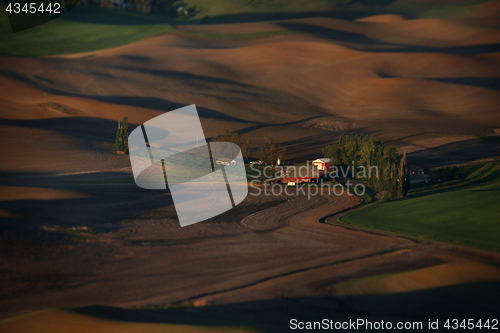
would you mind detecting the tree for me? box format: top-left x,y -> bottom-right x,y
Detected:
257,137 -> 285,165
324,134 -> 409,200
115,116 -> 129,154
397,151 -> 409,198
211,130 -> 251,160
131,0 -> 152,12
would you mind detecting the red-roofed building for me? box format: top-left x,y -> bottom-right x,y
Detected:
312,158 -> 333,171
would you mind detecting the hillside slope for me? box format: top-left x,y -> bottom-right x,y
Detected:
0,1 -> 499,171
339,162 -> 500,250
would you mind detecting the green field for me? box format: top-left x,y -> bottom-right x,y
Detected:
419,0 -> 493,19
153,0 -> 496,21
149,0 -> 493,22
338,162 -> 500,251
0,4 -> 176,56
0,3 -> 297,57
175,0 -> 351,21
1,0 -> 490,57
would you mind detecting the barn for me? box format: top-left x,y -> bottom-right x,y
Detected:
276,165 -> 319,184
312,158 -> 333,171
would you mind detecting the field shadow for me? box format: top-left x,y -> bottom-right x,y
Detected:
273,21 -> 500,55
1,66 -> 339,145
363,43 -> 500,55
278,22 -> 386,45
470,189 -> 500,192
0,116 -> 142,147
0,68 -> 260,125
276,132 -> 346,163
68,281 -> 500,332
182,8 -> 413,25
428,78 -> 500,91
112,66 -> 253,88
235,115 -> 331,137
407,138 -> 500,168
120,55 -> 152,61
274,22 -> 500,55
0,171 -> 173,231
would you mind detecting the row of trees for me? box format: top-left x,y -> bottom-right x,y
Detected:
212,131 -> 284,165
117,124 -> 284,165
323,134 -> 409,199
211,130 -> 250,159
429,166 -> 460,183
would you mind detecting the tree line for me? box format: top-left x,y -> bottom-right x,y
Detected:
323,134 -> 409,200
117,124 -> 285,166
211,131 -> 284,165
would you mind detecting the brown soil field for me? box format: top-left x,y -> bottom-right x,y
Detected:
1,1 -> 500,331
1,3 -> 500,166
1,179 -> 500,331
0,308 -> 259,333
337,262 -> 500,295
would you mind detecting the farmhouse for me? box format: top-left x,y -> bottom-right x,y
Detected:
216,158 -> 239,166
312,158 -> 333,171
409,165 -> 430,184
